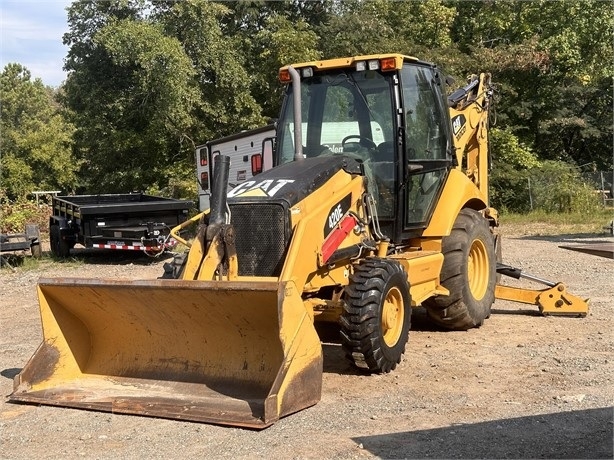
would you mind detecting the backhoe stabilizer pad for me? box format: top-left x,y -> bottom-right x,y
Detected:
10,277 -> 323,428
537,283 -> 589,317
495,283 -> 589,317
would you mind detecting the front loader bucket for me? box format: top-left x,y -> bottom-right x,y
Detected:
10,278 -> 322,429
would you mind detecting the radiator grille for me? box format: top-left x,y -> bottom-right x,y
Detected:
229,203 -> 289,277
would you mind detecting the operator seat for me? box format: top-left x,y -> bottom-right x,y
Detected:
371,141 -> 395,218
375,141 -> 394,162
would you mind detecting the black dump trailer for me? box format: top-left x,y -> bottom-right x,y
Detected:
49,193 -> 193,257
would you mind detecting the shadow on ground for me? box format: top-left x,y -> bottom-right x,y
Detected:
1,368 -> 21,380
353,407 -> 614,459
318,309 -> 453,376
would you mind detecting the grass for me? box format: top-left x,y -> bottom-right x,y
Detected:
499,209 -> 614,236
0,252 -> 85,273
2,209 -> 611,272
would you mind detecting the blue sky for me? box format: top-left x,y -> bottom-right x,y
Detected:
1,0 -> 71,87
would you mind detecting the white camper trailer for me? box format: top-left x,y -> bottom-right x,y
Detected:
195,125 -> 276,211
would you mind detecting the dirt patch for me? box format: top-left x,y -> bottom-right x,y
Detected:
1,232 -> 613,459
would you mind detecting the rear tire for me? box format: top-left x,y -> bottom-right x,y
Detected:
50,225 -> 70,258
341,258 -> 411,373
424,208 -> 496,330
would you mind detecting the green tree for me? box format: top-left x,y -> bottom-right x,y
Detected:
451,0 -> 614,170
63,1 -> 197,193
207,1 -> 324,119
250,13 -> 321,117
316,0 -> 456,60
528,161 -> 601,213
489,127 -> 540,212
58,0 -> 612,207
154,0 -> 265,138
0,64 -> 77,201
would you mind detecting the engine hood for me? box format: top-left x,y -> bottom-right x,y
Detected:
227,156 -> 362,208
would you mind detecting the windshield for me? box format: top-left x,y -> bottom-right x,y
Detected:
277,69 -> 396,216
278,69 -> 394,162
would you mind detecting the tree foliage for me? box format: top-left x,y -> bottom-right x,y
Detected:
154,0 -> 265,136
5,0 -> 611,214
529,161 -> 602,214
451,0 -> 613,171
62,1 -> 198,193
0,64 -> 78,201
249,13 -> 321,117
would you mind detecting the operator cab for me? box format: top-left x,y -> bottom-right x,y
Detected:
276,55 -> 454,241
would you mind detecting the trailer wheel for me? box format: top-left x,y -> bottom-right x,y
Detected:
30,243 -> 42,258
341,258 -> 411,373
424,208 -> 496,330
50,225 -> 70,258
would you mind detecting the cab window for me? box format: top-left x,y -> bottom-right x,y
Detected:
401,66 -> 448,161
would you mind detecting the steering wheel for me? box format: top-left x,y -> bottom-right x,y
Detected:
341,135 -> 377,152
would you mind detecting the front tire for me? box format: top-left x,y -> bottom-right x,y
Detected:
424,208 -> 496,330
341,258 -> 411,373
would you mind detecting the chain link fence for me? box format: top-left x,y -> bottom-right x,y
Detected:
491,165 -> 613,213
581,171 -> 614,207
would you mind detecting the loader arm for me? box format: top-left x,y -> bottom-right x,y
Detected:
171,155 -> 241,281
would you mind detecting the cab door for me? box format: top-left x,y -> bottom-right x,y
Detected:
399,64 -> 453,230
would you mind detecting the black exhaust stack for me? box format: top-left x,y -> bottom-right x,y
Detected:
206,155 -> 231,242
209,155 -> 230,225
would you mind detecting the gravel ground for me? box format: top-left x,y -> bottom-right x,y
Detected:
1,228 -> 612,459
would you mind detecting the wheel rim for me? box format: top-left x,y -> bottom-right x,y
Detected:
468,238 -> 489,300
381,286 -> 404,347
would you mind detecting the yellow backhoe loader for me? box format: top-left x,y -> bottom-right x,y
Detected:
10,54 -> 588,429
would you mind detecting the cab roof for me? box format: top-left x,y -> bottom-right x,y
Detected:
280,53 -> 429,72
